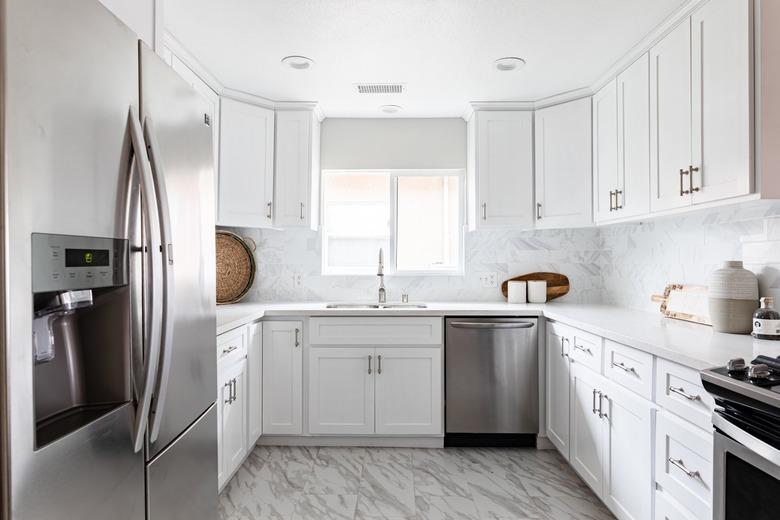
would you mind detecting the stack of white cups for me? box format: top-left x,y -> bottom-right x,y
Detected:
507,280 -> 548,303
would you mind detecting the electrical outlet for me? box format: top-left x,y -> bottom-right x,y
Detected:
478,272 -> 498,288
293,272 -> 304,289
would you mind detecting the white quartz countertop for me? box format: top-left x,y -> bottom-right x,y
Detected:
216,301 -> 768,370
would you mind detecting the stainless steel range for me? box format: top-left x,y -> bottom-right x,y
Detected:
701,352 -> 780,520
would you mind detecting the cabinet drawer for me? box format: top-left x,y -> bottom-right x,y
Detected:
217,326 -> 247,365
604,340 -> 654,400
655,490 -> 700,520
568,326 -> 603,373
309,317 -> 443,345
656,359 -> 714,431
656,411 -> 713,520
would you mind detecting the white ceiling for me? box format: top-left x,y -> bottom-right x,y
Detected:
165,0 -> 689,118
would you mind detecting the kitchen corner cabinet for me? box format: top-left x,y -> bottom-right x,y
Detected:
546,323 -> 571,459
218,97 -> 275,228
593,54 -> 650,223
262,321 -> 304,435
650,0 -> 752,212
466,110 -> 534,230
535,98 -> 593,229
274,110 -> 321,230
217,357 -> 247,490
247,322 -> 263,444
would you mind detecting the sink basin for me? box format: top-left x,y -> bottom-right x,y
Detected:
325,302 -> 427,309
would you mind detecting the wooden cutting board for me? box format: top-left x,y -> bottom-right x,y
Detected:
501,272 -> 570,301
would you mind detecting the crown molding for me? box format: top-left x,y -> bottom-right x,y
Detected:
532,87 -> 593,110
163,31 -> 225,94
221,87 -> 277,110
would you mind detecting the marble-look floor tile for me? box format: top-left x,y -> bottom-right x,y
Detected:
412,495 -> 479,520
292,494 -> 358,520
357,462 -> 416,518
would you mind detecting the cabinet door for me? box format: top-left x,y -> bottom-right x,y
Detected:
535,98 -> 593,229
262,321 -> 303,435
275,110 -> 315,228
546,323 -> 571,459
617,53 -> 651,219
650,20 -> 692,212
569,363 -> 606,497
219,359 -> 248,490
375,347 -> 442,435
247,322 -> 262,444
218,97 -> 275,227
690,0 -> 753,204
593,80 -> 619,223
309,347 -> 375,435
474,111 -> 534,229
603,380 -> 654,520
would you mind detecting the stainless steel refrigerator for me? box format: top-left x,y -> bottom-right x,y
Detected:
0,0 -> 218,518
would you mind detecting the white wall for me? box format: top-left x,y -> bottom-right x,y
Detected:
98,0 -> 158,48
320,118 -> 466,170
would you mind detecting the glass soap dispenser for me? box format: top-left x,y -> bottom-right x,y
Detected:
752,297 -> 780,340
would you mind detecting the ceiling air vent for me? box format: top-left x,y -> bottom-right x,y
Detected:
355,83 -> 405,95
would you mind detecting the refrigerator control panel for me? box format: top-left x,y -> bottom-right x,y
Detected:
32,233 -> 128,293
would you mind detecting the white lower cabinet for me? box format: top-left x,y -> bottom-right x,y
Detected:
655,490 -> 698,520
217,357 -> 247,490
570,363 -> 607,494
546,323 -> 572,459
262,321 -> 303,435
374,347 -> 442,435
308,347 -> 375,435
247,322 -> 263,444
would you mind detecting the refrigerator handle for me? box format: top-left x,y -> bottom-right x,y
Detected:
127,107 -> 164,453
143,117 -> 176,444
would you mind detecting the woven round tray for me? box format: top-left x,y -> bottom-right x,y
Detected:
215,231 -> 256,304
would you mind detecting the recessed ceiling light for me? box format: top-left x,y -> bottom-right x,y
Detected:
494,57 -> 526,72
380,104 -> 402,114
281,55 -> 314,70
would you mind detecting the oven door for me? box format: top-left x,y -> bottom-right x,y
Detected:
713,414 -> 780,520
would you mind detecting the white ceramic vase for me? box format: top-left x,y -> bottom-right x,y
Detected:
707,261 -> 759,334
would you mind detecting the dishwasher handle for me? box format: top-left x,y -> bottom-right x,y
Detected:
449,321 -> 535,330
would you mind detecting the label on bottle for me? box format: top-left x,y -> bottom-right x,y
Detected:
753,319 -> 780,337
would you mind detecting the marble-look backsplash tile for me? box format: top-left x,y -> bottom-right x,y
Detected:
227,200 -> 780,311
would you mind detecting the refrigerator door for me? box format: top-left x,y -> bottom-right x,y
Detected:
138,44 -> 217,459
4,0 -> 144,518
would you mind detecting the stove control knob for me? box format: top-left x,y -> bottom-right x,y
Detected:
748,363 -> 771,380
727,358 -> 747,373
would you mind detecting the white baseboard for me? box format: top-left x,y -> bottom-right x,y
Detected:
256,435 -> 445,448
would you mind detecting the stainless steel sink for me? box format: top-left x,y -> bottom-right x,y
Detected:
325,302 -> 427,309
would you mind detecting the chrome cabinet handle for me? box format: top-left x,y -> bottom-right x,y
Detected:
481,202 -> 487,220
615,190 -> 623,210
679,168 -> 690,196
573,343 -> 592,355
536,203 -> 542,220
368,354 -> 372,375
611,361 -> 636,374
378,355 -> 382,375
266,201 -> 273,219
689,165 -> 700,193
592,389 -> 598,415
669,386 -> 700,401
222,345 -> 238,356
224,381 -> 232,404
300,202 -> 305,220
598,393 -> 609,419
560,337 -> 566,358
232,378 -> 238,402
294,328 -> 301,347
668,458 -> 700,479
609,190 -> 616,212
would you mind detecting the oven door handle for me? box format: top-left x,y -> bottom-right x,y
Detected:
713,413 -> 780,466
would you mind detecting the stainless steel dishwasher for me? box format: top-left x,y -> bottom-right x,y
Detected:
445,317 -> 538,447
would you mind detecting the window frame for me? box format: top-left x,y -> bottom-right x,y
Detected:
320,168 -> 466,277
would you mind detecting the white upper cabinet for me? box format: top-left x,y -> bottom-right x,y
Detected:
592,80 -> 619,223
467,111 -> 534,230
651,0 -> 752,211
594,54 -> 651,223
218,97 -> 275,228
690,0 -> 752,203
535,98 -> 593,229
650,20 -> 692,212
616,53 -> 651,219
274,109 -> 321,230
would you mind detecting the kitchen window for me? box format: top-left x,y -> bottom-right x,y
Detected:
321,170 -> 464,275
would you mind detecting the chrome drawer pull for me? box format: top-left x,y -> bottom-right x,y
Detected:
592,389 -> 598,415
573,343 -> 592,355
368,354 -> 372,375
294,328 -> 301,347
669,386 -> 700,401
668,457 -> 700,479
221,345 -> 238,356
611,361 -> 636,374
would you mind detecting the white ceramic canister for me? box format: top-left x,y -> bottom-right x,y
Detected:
527,280 -> 547,303
708,261 -> 759,334
507,281 -> 527,303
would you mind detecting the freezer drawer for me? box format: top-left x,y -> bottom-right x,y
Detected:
445,318 -> 539,436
